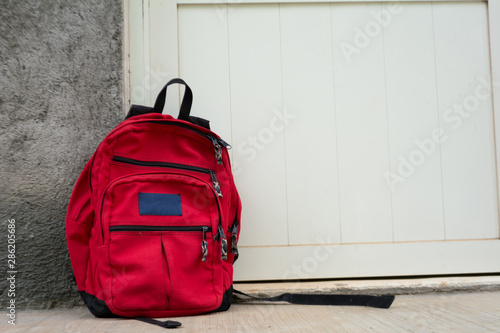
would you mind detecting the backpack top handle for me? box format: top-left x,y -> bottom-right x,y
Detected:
153,78 -> 193,122
127,78 -> 210,130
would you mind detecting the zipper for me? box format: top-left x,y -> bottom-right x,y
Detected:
214,225 -> 228,261
201,226 -> 209,262
112,156 -> 223,198
109,225 -> 212,262
147,121 -> 231,164
230,219 -> 239,256
109,225 -> 212,232
209,135 -> 223,165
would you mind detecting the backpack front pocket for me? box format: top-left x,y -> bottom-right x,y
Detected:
99,173 -> 223,313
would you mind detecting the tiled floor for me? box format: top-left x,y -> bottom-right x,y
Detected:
3,292 -> 500,332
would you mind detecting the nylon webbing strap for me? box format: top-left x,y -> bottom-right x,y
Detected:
135,317 -> 182,329
153,78 -> 193,122
233,289 -> 395,309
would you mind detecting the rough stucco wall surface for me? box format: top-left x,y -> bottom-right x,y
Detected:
0,0 -> 124,308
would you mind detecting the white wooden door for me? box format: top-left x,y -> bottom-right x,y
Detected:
127,0 -> 500,281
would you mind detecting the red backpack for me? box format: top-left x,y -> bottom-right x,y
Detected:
66,79 -> 241,328
66,78 -> 394,329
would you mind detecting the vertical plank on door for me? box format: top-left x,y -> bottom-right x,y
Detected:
227,4 -> 288,246
490,1 -> 500,235
432,2 -> 498,240
279,4 -> 341,245
331,3 -> 393,243
149,0 -> 179,114
129,0 -> 146,106
178,5 -> 233,146
383,3 -> 445,241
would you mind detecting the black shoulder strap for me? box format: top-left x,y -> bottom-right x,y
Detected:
125,78 -> 211,130
135,317 -> 181,329
131,290 -> 393,330
233,289 -> 395,309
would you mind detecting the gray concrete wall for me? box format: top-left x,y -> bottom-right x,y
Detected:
0,0 -> 125,308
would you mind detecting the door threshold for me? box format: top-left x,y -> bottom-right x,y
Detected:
233,275 -> 500,298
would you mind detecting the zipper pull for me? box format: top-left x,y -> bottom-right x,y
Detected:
209,135 -> 223,165
217,137 -> 231,150
209,171 -> 223,198
201,227 -> 208,262
230,220 -> 239,256
214,225 -> 228,260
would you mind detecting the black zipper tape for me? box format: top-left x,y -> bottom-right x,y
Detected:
109,225 -> 212,261
112,156 -> 223,197
109,225 -> 212,232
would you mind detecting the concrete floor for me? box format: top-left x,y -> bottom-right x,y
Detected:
2,291 -> 500,332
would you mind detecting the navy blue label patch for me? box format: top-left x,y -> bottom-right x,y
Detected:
138,193 -> 182,216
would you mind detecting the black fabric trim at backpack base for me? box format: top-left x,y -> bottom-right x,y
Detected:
79,291 -> 118,318
80,287 -> 233,314
79,287 -> 234,328
80,291 -> 181,329
214,285 -> 233,313
233,289 -> 395,309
